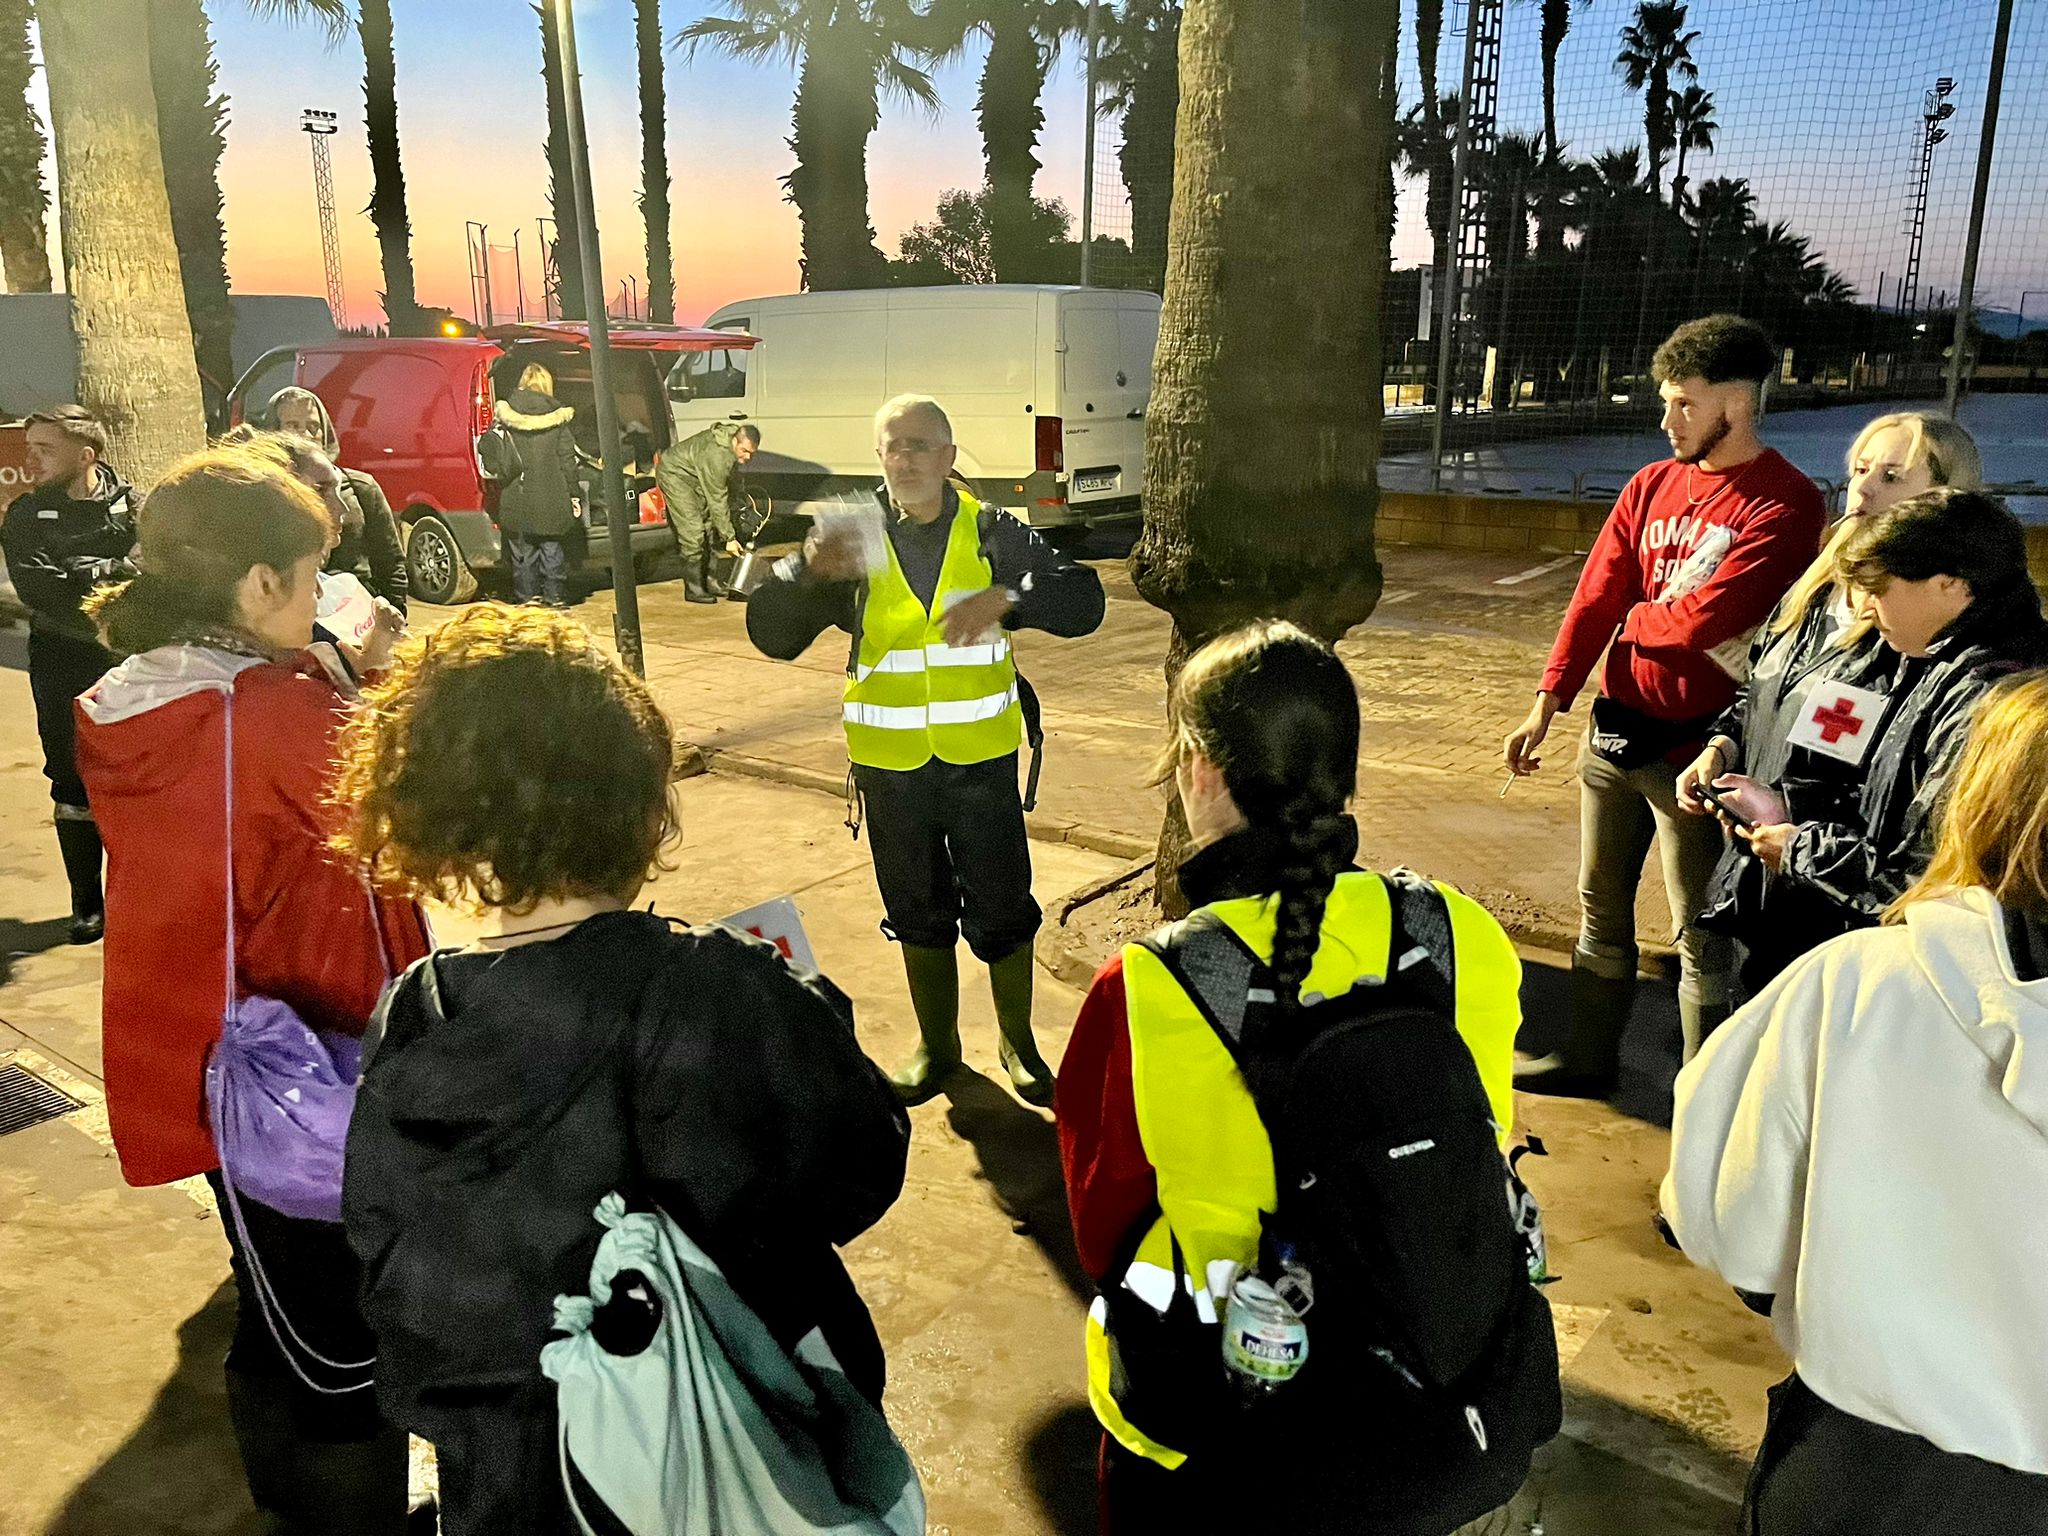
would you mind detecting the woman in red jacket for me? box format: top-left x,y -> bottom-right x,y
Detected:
76,445 -> 427,1536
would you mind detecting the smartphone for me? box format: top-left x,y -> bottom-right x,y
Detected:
1696,782 -> 1756,831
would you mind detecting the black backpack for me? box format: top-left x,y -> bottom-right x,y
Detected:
1126,870 -> 1561,1529
477,422 -> 525,484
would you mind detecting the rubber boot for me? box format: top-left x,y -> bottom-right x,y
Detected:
225,1369 -> 409,1536
682,557 -> 718,604
1514,964 -> 1633,1099
701,551 -> 730,599
1680,991 -> 1731,1065
989,945 -> 1055,1108
54,810 -> 104,945
890,943 -> 962,1105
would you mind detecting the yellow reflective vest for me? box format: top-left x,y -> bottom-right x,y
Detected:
1085,871 -> 1523,1469
841,492 -> 1024,771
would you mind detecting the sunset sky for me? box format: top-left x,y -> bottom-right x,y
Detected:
16,0 -> 2044,332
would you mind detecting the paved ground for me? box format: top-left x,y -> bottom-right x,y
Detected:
0,548 -> 1779,1535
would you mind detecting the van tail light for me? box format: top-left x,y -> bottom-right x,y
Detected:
474,369 -> 494,439
1035,415 -> 1064,473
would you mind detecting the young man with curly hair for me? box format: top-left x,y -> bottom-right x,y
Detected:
1503,315 -> 1827,1095
336,605 -> 911,1536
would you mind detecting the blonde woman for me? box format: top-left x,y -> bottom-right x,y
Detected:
1680,413 -> 1983,993
1664,673 -> 2048,1531
492,362 -> 582,607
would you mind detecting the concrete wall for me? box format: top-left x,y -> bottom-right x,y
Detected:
1379,490 -> 1608,557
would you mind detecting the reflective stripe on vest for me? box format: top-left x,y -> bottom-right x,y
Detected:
1083,871 -> 1524,1467
842,492 -> 1024,771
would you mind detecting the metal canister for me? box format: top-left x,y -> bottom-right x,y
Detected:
1221,1276 -> 1309,1393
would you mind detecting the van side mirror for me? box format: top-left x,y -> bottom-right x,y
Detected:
671,383 -> 695,403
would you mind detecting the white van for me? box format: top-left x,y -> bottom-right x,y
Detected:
669,285 -> 1160,532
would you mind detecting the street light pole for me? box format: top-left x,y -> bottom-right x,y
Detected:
1079,0 -> 1100,287
549,0 -> 644,676
1945,0 -> 2016,419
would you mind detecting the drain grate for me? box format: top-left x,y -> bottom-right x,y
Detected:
0,1062 -> 81,1137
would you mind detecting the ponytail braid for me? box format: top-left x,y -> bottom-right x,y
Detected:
1267,793 -> 1356,1015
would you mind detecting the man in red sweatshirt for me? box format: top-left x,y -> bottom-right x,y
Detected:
1504,315 -> 1825,1097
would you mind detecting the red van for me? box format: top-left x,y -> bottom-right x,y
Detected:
226,322 -> 758,604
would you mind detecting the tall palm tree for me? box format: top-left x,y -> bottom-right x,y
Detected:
0,0 -> 52,292
1397,89 -> 1460,284
1532,0 -> 1593,166
537,2 -> 584,319
1684,171 -> 1750,305
1666,81 -> 1714,210
1613,0 -> 1697,202
926,0 -> 1083,283
149,0 -> 235,410
1483,131 -> 1543,409
636,0 -> 675,323
357,0 -> 419,332
1095,0 -> 1180,293
37,0 -> 206,481
679,0 -> 939,292
1134,0 -> 1400,904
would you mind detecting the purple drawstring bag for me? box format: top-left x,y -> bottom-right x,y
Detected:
204,998 -> 364,1225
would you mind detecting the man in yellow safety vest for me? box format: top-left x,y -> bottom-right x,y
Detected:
746,394 -> 1105,1106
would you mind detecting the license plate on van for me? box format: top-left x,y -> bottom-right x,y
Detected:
1075,470 -> 1119,495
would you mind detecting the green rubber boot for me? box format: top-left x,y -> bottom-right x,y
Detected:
990,945 -> 1055,1108
891,943 -> 962,1105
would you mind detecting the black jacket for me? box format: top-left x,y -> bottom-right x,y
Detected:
1700,593 -> 1892,940
746,486 -> 1105,664
327,468 -> 407,612
493,390 -> 582,540
1780,581 -> 2048,921
2,465 -> 138,642
342,911 -> 911,1439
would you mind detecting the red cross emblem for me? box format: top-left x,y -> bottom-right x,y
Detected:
1810,696 -> 1867,745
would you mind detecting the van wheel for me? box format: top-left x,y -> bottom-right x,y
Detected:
406,515 -> 477,605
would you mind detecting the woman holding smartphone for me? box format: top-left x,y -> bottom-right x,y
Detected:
1697,486 -> 2048,953
1679,413 -> 1982,991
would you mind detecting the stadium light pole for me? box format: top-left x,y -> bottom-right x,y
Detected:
1428,9 -> 1486,493
549,0 -> 644,676
1945,0 -> 2016,419
1079,0 -> 1100,287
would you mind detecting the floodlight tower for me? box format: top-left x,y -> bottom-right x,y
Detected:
1900,77 -> 1955,319
301,109 -> 348,330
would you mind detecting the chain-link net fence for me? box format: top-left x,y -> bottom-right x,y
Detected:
1072,0 -> 2047,504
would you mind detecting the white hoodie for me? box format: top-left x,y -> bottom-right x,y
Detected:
1663,886 -> 2048,1475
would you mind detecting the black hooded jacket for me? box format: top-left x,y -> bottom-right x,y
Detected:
1779,580 -> 2048,921
1700,591 -> 1892,939
341,911 -> 911,1439
493,388 -> 583,540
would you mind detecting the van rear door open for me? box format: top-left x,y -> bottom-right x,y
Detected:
1059,293 -> 1157,517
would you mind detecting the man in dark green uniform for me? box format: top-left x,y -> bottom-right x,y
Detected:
658,421 -> 760,604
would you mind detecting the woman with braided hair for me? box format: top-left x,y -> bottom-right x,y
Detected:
1056,620 -> 1536,1532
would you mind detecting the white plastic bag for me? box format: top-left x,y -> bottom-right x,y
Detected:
541,1195 -> 924,1536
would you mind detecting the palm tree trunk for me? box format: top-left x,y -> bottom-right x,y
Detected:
147,0 -> 234,417
0,0 -> 52,292
978,15 -> 1049,284
1415,0 -> 1443,131
539,1 -> 585,319
787,20 -> 887,291
1135,0 -> 1398,911
359,0 -> 418,332
40,0 -> 205,483
1540,0 -> 1568,165
635,0 -> 674,324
